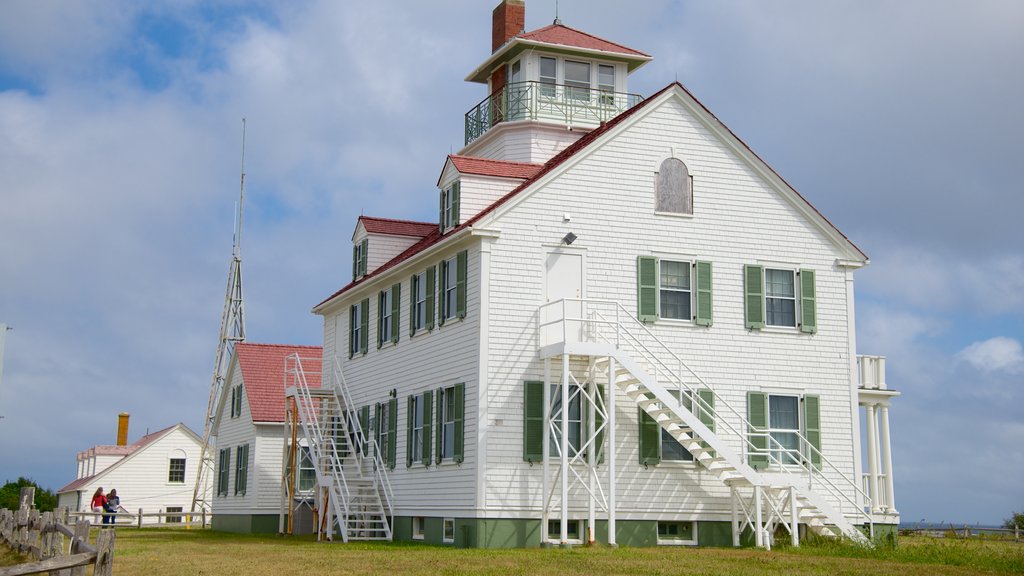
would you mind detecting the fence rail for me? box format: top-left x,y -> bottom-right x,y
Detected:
0,487 -> 114,576
68,508 -> 209,529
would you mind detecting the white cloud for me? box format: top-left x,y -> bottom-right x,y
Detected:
958,337 -> 1024,374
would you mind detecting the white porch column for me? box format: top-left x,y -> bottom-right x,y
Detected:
731,487 -> 740,547
879,405 -> 897,513
754,485 -> 764,548
789,486 -> 799,547
587,369 -> 596,545
542,358 -> 551,546
607,356 -> 617,546
865,403 -> 881,513
560,354 -> 570,544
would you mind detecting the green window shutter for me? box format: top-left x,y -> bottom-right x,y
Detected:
638,406 -> 661,467
454,382 -> 465,463
744,265 -> 765,330
426,266 -> 436,331
409,275 -> 417,336
422,390 -> 433,466
695,261 -> 713,327
348,305 -> 355,359
360,298 -> 369,354
697,388 -> 716,458
374,402 -> 382,452
388,398 -> 397,469
523,381 -> 544,462
230,387 -> 236,418
354,241 -> 362,278
439,189 -> 445,233
637,256 -> 658,323
435,387 -> 444,465
456,250 -> 468,319
747,392 -> 769,469
438,260 -> 447,327
595,384 -> 606,465
359,239 -> 368,276
803,395 -> 822,470
377,291 -> 385,349
360,405 -> 370,455
406,396 -> 414,468
452,181 -> 461,227
799,269 -> 817,334
391,283 -> 401,343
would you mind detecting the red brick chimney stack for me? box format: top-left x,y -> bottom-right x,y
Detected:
492,0 -> 525,53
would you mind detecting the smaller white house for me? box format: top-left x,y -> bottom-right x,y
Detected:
56,415 -> 207,524
210,342 -> 322,533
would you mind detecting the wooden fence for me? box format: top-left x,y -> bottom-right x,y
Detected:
0,487 -> 114,576
69,509 -> 209,529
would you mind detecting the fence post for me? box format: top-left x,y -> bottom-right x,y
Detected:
1015,523 -> 1019,542
93,528 -> 116,576
69,519 -> 91,576
138,508 -> 143,529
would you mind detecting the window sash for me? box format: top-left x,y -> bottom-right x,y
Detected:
768,395 -> 800,465
765,269 -> 796,327
443,257 -> 457,319
440,387 -> 456,459
298,446 -> 316,492
168,458 -> 186,483
411,396 -> 424,463
380,290 -> 392,342
661,392 -> 694,461
549,385 -> 583,457
659,260 -> 691,320
350,303 -> 361,355
443,189 -> 453,229
539,57 -> 557,97
414,273 -> 426,330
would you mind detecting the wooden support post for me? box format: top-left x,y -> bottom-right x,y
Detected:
70,520 -> 90,576
789,486 -> 799,547
731,487 -> 740,547
754,486 -> 764,548
137,509 -> 143,529
93,528 -> 116,576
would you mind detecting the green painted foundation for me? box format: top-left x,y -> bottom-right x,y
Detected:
212,514 -> 279,534
390,517 -> 757,549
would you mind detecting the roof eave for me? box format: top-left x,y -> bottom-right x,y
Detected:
465,38 -> 652,83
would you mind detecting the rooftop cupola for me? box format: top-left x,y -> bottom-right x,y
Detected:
461,0 -> 652,163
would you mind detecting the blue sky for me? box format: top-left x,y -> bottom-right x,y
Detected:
0,0 -> 1021,525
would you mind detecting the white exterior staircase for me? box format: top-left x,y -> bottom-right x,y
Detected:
285,354 -> 394,542
539,298 -> 874,548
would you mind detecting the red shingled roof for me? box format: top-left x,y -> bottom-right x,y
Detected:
315,81 -> 866,310
517,24 -> 649,58
359,216 -> 437,238
448,155 -> 543,180
236,343 -> 322,423
58,424 -> 182,493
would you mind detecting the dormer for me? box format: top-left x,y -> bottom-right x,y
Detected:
438,155 -> 543,232
461,0 -> 651,164
352,216 -> 436,281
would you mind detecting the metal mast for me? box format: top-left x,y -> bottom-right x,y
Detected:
192,119 -> 248,514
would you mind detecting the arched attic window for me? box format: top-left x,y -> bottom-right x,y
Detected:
656,158 -> 693,215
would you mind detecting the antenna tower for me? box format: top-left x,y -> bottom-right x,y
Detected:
192,119 -> 248,514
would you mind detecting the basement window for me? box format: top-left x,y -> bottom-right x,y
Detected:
657,521 -> 696,545
412,516 -> 425,540
547,519 -> 581,542
443,518 -> 455,543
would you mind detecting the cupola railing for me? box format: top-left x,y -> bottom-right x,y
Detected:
465,81 -> 644,145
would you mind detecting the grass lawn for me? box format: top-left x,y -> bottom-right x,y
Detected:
100,529 -> 1024,576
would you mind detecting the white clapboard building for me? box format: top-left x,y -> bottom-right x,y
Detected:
210,342 -> 322,533
56,415 -> 207,524
289,0 -> 900,548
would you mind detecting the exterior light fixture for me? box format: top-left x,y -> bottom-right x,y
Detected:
562,232 -> 577,245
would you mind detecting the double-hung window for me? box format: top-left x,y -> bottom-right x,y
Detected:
216,449 -> 230,496
377,398 -> 398,469
234,444 -> 249,495
298,446 -> 316,491
659,260 -> 691,321
639,389 -> 714,466
765,269 -> 796,327
442,257 -> 457,320
379,289 -> 392,343
352,238 -> 368,280
661,392 -> 694,462
768,395 -> 800,465
407,392 -> 432,466
439,182 -> 460,232
412,272 -> 426,332
523,381 -> 604,463
438,251 -> 467,325
550,384 -> 583,457
744,266 -> 816,332
564,60 -> 591,101
637,257 -> 712,325
747,392 -> 821,469
435,383 -> 464,463
349,298 -> 369,357
539,57 -> 557,97
598,64 -> 615,105
168,458 -> 186,483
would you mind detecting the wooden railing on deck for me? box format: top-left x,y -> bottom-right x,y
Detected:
0,487 -> 114,576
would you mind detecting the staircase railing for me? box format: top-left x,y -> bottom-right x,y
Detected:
538,298 -> 874,535
331,356 -> 395,522
285,354 -> 351,535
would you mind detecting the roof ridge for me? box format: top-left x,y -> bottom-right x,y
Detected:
358,215 -> 437,226
449,154 -> 543,167
238,342 -> 323,349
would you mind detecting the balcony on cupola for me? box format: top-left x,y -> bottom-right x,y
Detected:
462,0 -> 651,164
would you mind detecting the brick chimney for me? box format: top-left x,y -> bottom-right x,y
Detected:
492,0 -> 525,52
117,412 -> 130,446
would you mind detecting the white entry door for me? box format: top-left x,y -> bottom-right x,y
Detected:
543,249 -> 584,346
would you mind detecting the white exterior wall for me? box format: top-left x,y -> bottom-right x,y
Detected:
320,241 -> 482,517
62,427 -> 206,521
210,358 -> 262,514
478,94 -> 861,521
438,168 -> 524,227
361,232 -> 422,273
461,122 -> 584,164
